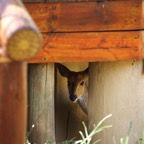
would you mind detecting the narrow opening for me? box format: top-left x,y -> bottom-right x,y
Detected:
55,62 -> 89,143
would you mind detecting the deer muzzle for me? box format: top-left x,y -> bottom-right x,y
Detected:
69,95 -> 77,103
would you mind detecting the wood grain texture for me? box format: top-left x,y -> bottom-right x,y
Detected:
0,0 -> 42,61
0,1 -> 143,62
25,0 -> 143,32
0,62 -> 27,144
23,0 -> 123,2
141,0 -> 144,59
28,64 -> 55,143
29,31 -> 142,63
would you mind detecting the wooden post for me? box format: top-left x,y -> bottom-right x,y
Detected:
89,61 -> 144,143
28,63 -> 55,143
0,62 -> 27,144
0,0 -> 42,61
0,0 -> 41,143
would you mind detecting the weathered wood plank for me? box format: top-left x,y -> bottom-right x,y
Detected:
0,62 -> 27,144
25,0 -> 143,32
28,64 -> 55,143
23,0 -> 123,2
141,0 -> 144,59
0,31 -> 143,63
23,0 -> 45,2
29,31 -> 142,63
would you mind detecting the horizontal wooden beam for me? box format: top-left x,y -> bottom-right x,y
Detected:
0,1 -> 143,63
29,31 -> 142,63
25,0 -> 143,32
23,0 -> 126,2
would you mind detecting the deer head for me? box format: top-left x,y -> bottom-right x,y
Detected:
57,63 -> 88,103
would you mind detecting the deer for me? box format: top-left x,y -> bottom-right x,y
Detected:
57,63 -> 88,114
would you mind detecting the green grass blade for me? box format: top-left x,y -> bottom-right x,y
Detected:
82,122 -> 89,138
92,139 -> 101,144
120,136 -> 129,144
95,114 -> 112,130
79,131 -> 85,141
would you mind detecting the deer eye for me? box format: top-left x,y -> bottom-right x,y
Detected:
80,81 -> 84,86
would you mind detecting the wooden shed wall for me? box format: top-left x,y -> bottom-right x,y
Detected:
0,0 -> 143,62
23,0 -> 144,143
23,0 -> 144,63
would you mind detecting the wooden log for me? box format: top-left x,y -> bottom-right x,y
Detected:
28,63 -> 55,143
25,0 -> 143,32
0,62 -> 27,144
0,0 -> 42,61
29,31 -> 142,63
88,61 -> 144,143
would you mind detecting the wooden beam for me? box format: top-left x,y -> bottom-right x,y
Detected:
0,1 -> 143,63
23,0 -> 125,2
29,31 -> 142,63
141,0 -> 144,59
0,0 -> 42,61
25,0 -> 143,32
0,62 -> 27,144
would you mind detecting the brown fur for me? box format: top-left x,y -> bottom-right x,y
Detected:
57,63 -> 88,114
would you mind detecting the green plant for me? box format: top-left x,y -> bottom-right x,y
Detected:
139,130 -> 144,144
27,114 -> 144,144
61,139 -> 75,144
120,136 -> 129,144
120,121 -> 132,144
74,114 -> 112,144
50,114 -> 112,144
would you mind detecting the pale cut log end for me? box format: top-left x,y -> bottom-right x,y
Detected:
7,29 -> 42,61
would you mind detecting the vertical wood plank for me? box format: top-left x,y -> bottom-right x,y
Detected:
0,62 -> 27,144
28,63 -> 55,143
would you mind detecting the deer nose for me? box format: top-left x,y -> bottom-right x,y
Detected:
69,95 -> 77,102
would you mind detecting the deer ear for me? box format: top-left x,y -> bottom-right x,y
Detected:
56,63 -> 71,78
